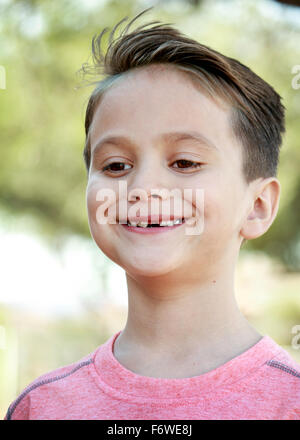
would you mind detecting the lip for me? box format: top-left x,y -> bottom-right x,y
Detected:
120,219 -> 186,234
118,215 -> 184,224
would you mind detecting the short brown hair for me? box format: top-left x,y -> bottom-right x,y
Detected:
78,7 -> 285,183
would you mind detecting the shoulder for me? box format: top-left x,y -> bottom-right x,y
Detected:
4,348 -> 98,420
259,343 -> 300,419
264,345 -> 300,384
265,348 -> 300,385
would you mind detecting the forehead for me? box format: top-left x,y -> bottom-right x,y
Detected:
93,63 -> 228,116
89,64 -> 242,164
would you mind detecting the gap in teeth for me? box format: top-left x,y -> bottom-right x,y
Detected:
127,218 -> 184,227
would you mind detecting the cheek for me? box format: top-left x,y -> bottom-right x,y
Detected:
203,184 -> 241,240
199,177 -> 233,234
86,184 -> 100,226
86,179 -> 118,226
86,183 -> 118,258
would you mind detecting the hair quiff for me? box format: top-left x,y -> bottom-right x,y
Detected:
77,7 -> 285,184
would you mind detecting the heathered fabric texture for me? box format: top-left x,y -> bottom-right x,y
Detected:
4,331 -> 300,420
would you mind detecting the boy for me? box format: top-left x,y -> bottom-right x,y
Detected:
4,8 -> 300,420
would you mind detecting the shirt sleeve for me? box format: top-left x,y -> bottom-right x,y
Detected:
4,392 -> 31,420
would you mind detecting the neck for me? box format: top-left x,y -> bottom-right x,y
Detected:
113,267 -> 262,378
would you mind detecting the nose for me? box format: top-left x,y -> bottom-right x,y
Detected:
129,191 -> 164,202
127,186 -> 172,224
127,155 -> 169,203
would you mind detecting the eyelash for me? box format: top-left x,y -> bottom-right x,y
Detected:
101,159 -> 203,174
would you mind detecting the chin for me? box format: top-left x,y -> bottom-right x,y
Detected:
126,264 -> 174,279
121,256 -> 178,279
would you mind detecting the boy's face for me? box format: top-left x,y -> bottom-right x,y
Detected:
86,65 -> 253,280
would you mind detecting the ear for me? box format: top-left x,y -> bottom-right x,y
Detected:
240,177 -> 281,241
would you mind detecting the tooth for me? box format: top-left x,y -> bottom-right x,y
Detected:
137,221 -> 148,228
129,221 -> 137,227
159,221 -> 168,226
173,219 -> 181,225
166,221 -> 174,226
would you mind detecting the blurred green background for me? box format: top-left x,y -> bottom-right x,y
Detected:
1,0 -> 300,418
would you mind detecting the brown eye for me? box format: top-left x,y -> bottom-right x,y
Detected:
172,159 -> 202,170
102,162 -> 132,173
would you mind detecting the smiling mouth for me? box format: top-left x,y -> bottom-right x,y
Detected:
125,218 -> 185,228
118,218 -> 187,234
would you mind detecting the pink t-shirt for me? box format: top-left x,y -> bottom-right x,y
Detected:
4,330 -> 300,420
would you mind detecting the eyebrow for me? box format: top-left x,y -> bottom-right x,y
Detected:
91,130 -> 219,156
